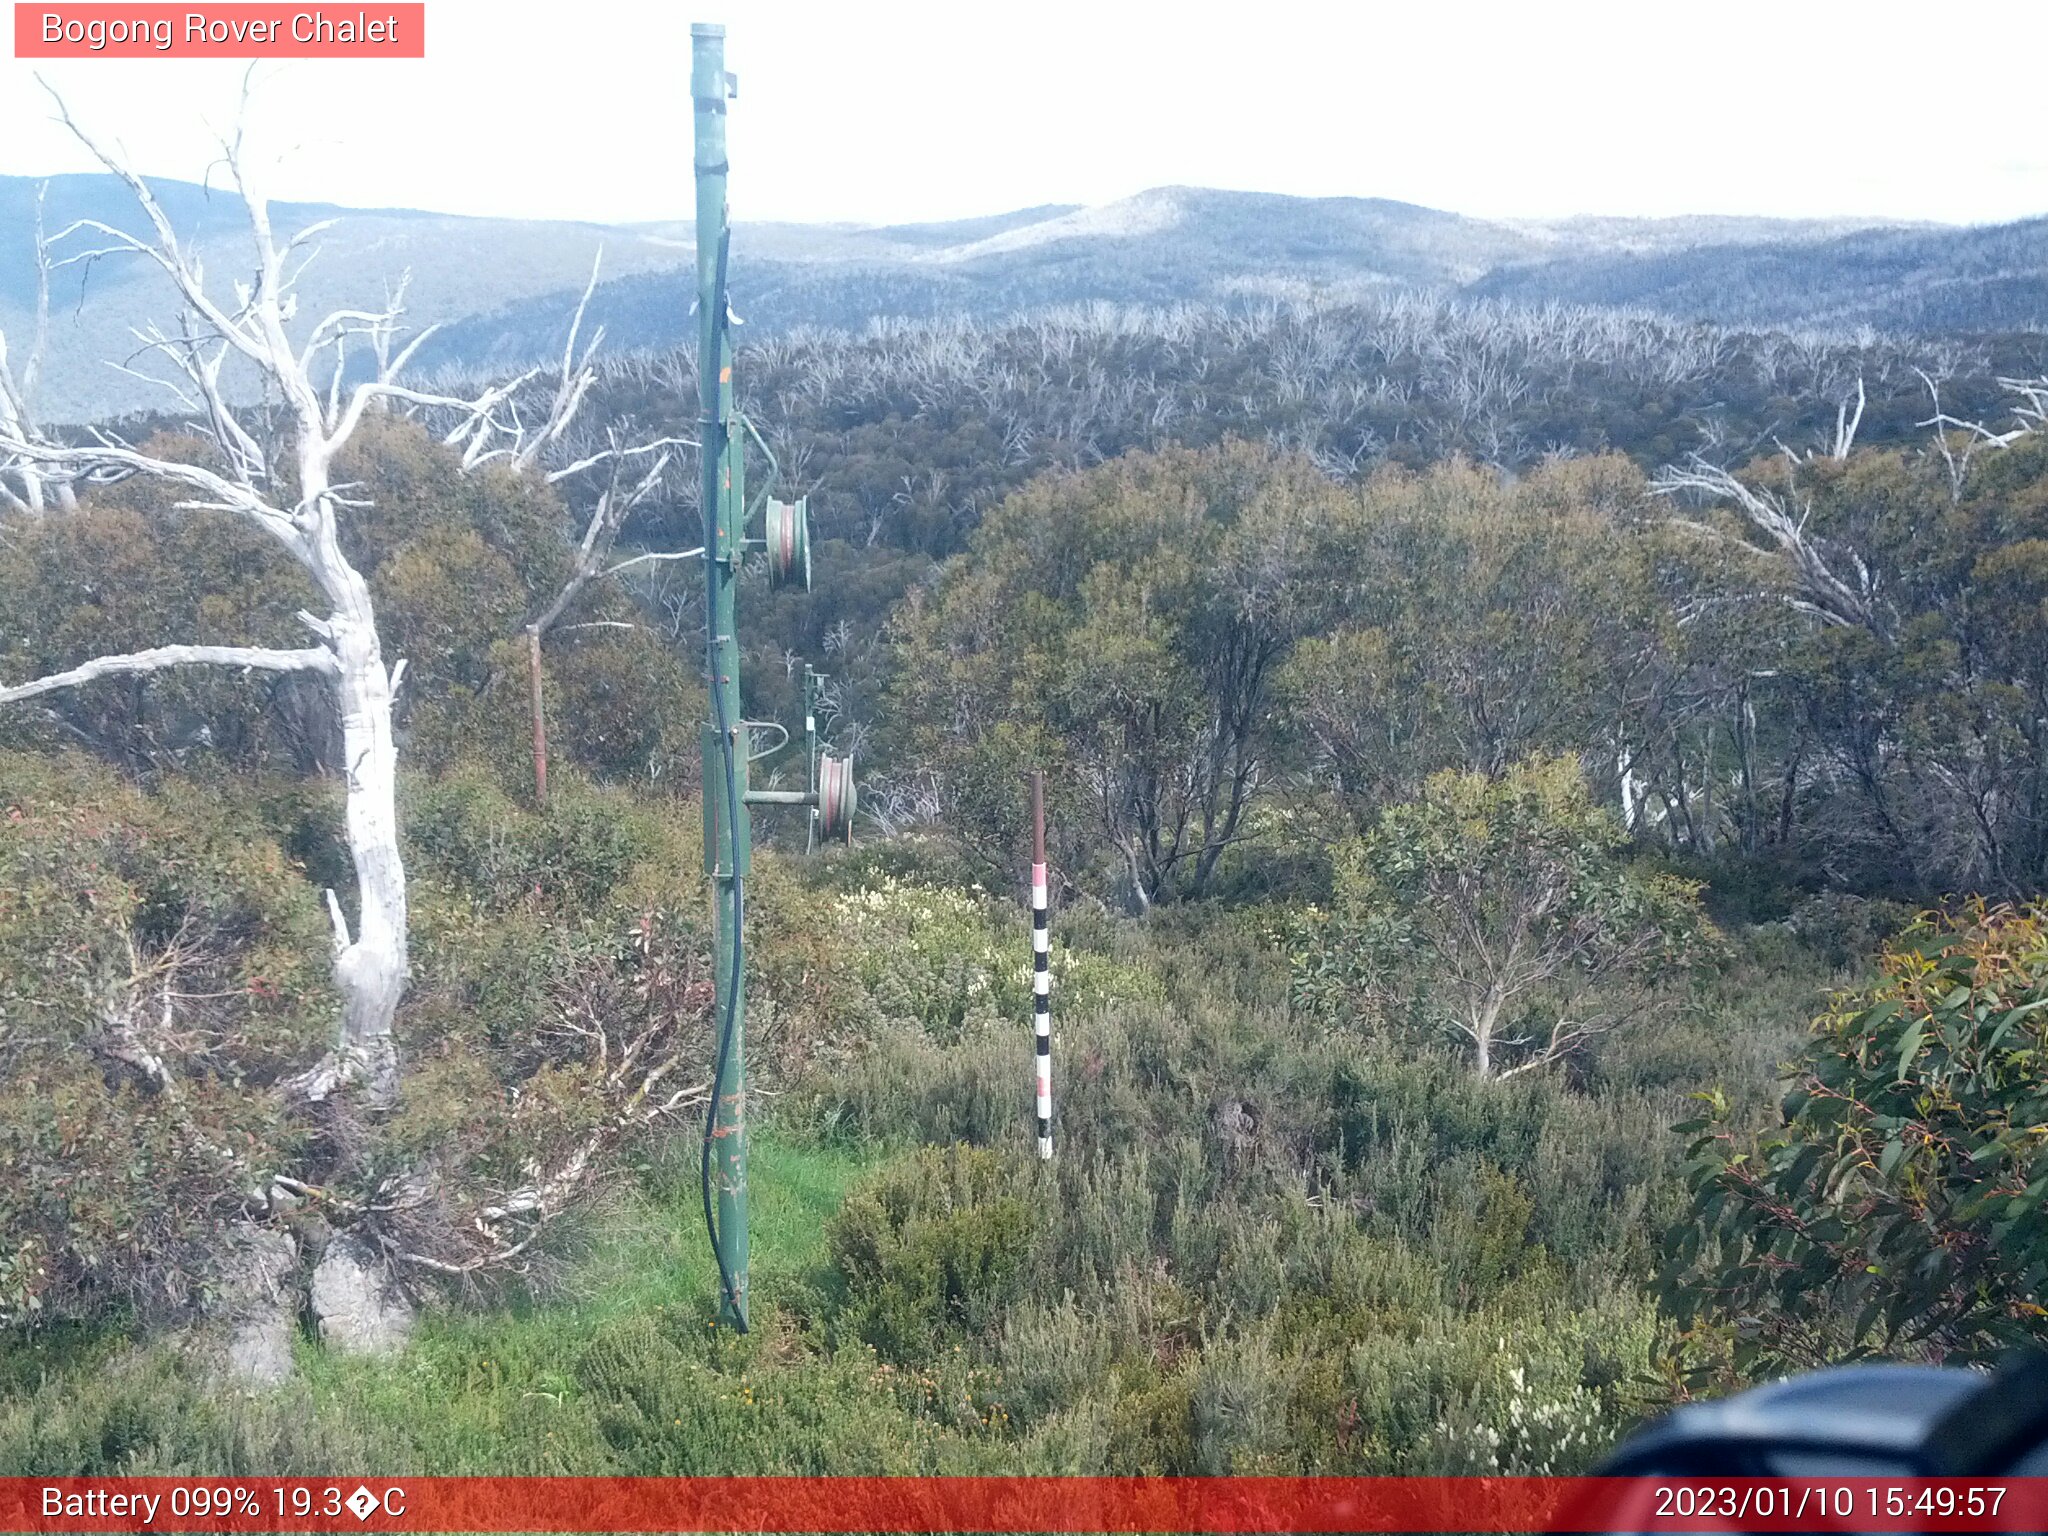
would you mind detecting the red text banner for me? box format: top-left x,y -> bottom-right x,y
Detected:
5,1477 -> 2048,1533
14,5 -> 425,58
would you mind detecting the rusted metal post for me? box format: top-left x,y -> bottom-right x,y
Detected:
1031,770 -> 1052,1160
526,627 -> 548,808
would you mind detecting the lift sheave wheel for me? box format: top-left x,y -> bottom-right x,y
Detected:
817,750 -> 856,843
765,497 -> 811,592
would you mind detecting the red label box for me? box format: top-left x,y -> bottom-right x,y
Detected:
14,4 -> 425,57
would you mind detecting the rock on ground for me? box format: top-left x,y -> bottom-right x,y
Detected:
214,1222 -> 300,1388
310,1232 -> 415,1355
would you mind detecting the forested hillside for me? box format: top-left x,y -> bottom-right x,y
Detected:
8,146 -> 2048,1480
1473,215 -> 2048,334
429,199 -> 2048,380
10,171 -> 2044,420
496,296 -> 2048,897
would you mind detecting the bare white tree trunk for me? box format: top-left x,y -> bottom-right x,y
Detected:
0,89 -> 535,1109
1465,987 -> 1505,1080
303,592 -> 408,1104
1615,742 -> 1643,834
1654,454 -> 1883,635
0,333 -> 48,514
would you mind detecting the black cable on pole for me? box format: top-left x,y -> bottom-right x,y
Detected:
702,682 -> 747,1331
700,223 -> 748,1332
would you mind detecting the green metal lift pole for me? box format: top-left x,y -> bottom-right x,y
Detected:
693,20 -> 748,1330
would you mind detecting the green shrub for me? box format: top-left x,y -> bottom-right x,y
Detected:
827,1146 -> 1040,1362
1784,890 -> 1916,970
1105,1360 -> 1198,1474
1664,900 -> 2048,1373
572,1312 -> 951,1474
545,629 -> 703,790
0,744 -> 731,1325
0,752 -> 332,1326
404,769 -> 675,914
0,481 -> 320,772
993,1294 -> 1114,1426
1294,755 -> 1715,1079
0,1349 -> 404,1476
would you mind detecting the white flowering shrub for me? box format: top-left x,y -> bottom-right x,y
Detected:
1417,1303 -> 1654,1474
1442,1360 -> 1604,1474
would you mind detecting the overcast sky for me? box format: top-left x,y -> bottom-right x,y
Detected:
3,0 -> 2044,228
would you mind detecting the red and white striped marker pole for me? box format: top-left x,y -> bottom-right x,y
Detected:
1030,770 -> 1053,1160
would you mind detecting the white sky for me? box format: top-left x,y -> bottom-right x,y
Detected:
3,0 -> 2044,228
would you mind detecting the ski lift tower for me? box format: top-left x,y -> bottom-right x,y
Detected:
692,21 -> 853,1331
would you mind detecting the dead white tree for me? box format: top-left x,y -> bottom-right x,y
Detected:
1652,454 -> 1882,634
0,92 -> 532,1109
433,250 -> 611,479
521,438 -> 688,803
378,250 -> 700,806
1916,369 -> 2048,500
0,182 -> 78,515
1828,375 -> 1866,460
2002,376 -> 2048,436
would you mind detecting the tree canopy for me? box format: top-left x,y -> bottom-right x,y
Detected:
889,440 -> 1354,906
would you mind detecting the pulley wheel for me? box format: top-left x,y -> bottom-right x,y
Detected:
817,751 -> 856,843
765,497 -> 811,592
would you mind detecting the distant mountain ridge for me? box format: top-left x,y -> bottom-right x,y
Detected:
1,174 -> 2039,420
1471,215 -> 2048,333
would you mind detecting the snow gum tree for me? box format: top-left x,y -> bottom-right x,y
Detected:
1296,755 -> 1715,1079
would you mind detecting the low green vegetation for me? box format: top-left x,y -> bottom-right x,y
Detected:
9,366 -> 2048,1476
0,830 -> 1828,1474
0,1133 -> 895,1474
